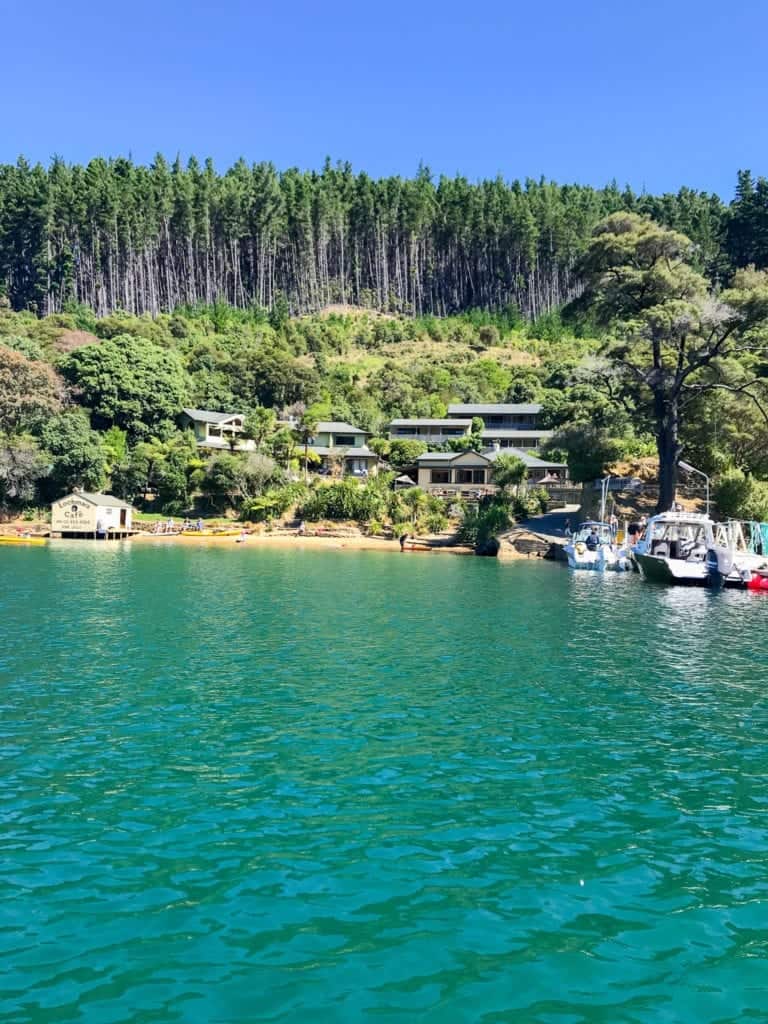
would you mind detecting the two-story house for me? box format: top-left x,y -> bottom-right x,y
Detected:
387,418 -> 473,444
309,421 -> 378,477
180,409 -> 256,452
446,403 -> 552,450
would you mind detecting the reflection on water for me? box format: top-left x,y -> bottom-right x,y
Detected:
1,547 -> 768,1023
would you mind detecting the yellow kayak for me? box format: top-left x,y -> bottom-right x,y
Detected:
0,535 -> 47,546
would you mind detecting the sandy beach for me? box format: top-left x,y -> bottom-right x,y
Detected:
131,530 -> 474,554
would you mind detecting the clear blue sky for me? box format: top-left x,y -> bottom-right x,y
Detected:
4,0 -> 767,198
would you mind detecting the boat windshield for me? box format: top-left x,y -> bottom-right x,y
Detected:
648,520 -> 708,545
574,522 -> 612,543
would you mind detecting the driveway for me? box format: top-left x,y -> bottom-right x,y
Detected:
517,503 -> 581,541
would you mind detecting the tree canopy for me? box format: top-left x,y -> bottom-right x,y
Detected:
576,213 -> 768,510
62,334 -> 188,437
1,156 -> 762,321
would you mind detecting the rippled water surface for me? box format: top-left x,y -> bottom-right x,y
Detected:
2,544 -> 768,1023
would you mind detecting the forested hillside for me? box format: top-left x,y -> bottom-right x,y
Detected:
5,156 -> 765,319
4,168 -> 768,526
2,278 -> 768,524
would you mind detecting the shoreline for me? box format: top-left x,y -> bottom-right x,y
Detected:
130,531 -> 475,555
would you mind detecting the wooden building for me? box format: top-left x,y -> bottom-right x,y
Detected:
51,492 -> 135,539
415,447 -> 568,497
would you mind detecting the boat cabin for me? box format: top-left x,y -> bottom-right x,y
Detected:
571,520 -> 613,544
51,492 -> 135,539
634,512 -> 714,561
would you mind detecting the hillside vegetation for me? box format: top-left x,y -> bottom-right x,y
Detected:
3,206 -> 768,524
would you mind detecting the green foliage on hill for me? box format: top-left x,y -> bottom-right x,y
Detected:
2,200 -> 768,523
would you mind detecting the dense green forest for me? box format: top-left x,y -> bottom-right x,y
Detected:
4,156 -> 767,319
0,300 -> 602,523
2,231 -> 768,528
4,168 -> 768,528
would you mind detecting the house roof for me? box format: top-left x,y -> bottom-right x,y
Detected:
61,491 -> 134,509
315,421 -> 368,434
416,447 -> 565,470
483,447 -> 565,469
447,403 -> 542,416
388,418 -> 473,428
182,408 -> 244,424
416,451 -> 462,463
344,446 -> 378,458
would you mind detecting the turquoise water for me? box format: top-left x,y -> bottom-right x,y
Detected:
2,544 -> 768,1024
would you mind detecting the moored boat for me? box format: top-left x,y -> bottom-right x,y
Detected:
633,512 -> 714,585
707,520 -> 768,589
563,520 -> 631,572
0,534 -> 47,546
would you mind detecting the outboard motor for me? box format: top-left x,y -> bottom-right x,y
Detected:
707,547 -> 732,590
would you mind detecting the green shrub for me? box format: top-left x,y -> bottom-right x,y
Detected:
457,497 -> 512,554
299,478 -> 387,523
477,324 -> 500,347
714,469 -> 768,521
241,482 -> 307,522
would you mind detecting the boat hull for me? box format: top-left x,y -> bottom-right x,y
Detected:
565,544 -> 631,572
635,552 -> 708,585
636,552 -> 744,587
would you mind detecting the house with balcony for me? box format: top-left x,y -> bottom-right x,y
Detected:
308,421 -> 378,477
387,418 -> 473,444
416,445 -> 568,496
446,403 -> 551,450
180,409 -> 256,451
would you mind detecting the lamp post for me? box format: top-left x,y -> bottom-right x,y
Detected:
678,460 -> 710,517
599,475 -> 611,523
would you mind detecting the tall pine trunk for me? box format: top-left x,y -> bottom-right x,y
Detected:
655,395 -> 680,513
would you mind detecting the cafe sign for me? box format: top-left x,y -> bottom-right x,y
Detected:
62,501 -> 87,525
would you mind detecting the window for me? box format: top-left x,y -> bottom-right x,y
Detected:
456,469 -> 486,484
443,428 -> 463,436
430,469 -> 451,484
333,434 -> 356,446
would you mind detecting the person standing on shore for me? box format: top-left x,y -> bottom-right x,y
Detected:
399,532 -> 409,551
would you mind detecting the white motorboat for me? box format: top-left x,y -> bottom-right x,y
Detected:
632,512 -> 713,584
705,520 -> 768,588
632,511 -> 768,587
564,520 -> 631,571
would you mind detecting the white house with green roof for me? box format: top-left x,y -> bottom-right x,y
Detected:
308,421 -> 379,477
180,409 -> 256,451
